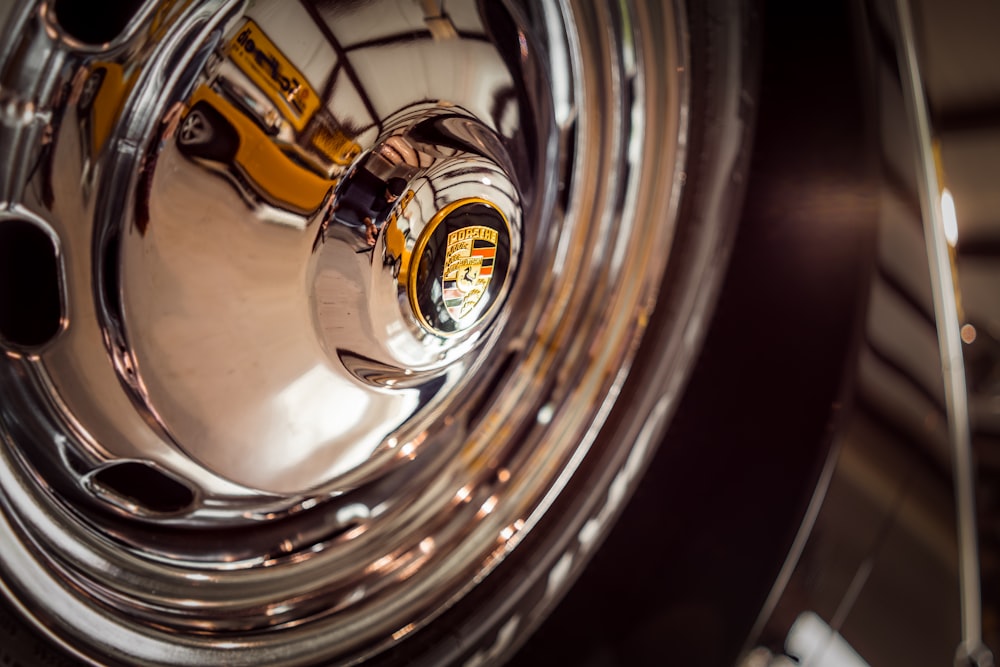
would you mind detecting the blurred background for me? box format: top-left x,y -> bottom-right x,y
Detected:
516,0 -> 1000,664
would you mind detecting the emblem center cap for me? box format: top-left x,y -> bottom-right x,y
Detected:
409,198 -> 512,336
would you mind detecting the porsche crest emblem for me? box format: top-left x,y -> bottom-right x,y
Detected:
441,225 -> 498,319
407,197 -> 512,336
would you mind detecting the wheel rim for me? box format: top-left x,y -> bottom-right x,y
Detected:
0,1 -> 690,664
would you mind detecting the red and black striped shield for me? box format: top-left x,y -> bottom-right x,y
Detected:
442,225 -> 498,320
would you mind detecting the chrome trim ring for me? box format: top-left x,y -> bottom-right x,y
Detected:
0,0 -> 694,664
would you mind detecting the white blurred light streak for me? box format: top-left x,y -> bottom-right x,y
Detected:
941,188 -> 958,246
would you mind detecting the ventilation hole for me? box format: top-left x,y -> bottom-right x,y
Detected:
91,461 -> 195,514
0,219 -> 63,347
53,0 -> 143,44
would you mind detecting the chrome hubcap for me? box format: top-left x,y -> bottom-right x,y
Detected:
0,0 -> 690,663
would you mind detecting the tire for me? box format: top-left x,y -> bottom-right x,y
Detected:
0,1 -> 756,665
175,102 -> 238,163
177,108 -> 214,146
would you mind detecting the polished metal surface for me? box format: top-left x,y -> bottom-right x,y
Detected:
0,0 -> 689,664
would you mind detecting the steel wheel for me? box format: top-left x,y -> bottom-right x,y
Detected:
0,0 -> 754,664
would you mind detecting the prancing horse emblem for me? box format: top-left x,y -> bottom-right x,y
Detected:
442,225 -> 498,319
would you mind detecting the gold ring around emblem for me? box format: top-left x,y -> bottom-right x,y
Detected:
407,196 -> 511,336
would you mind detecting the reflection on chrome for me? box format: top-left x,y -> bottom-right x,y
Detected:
173,13 -> 361,226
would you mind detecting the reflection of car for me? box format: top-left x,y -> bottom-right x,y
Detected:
176,84 -> 337,216
76,65 -> 104,112
1,1 -> 997,666
175,18 -> 360,218
76,62 -> 133,157
74,0 -> 194,157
